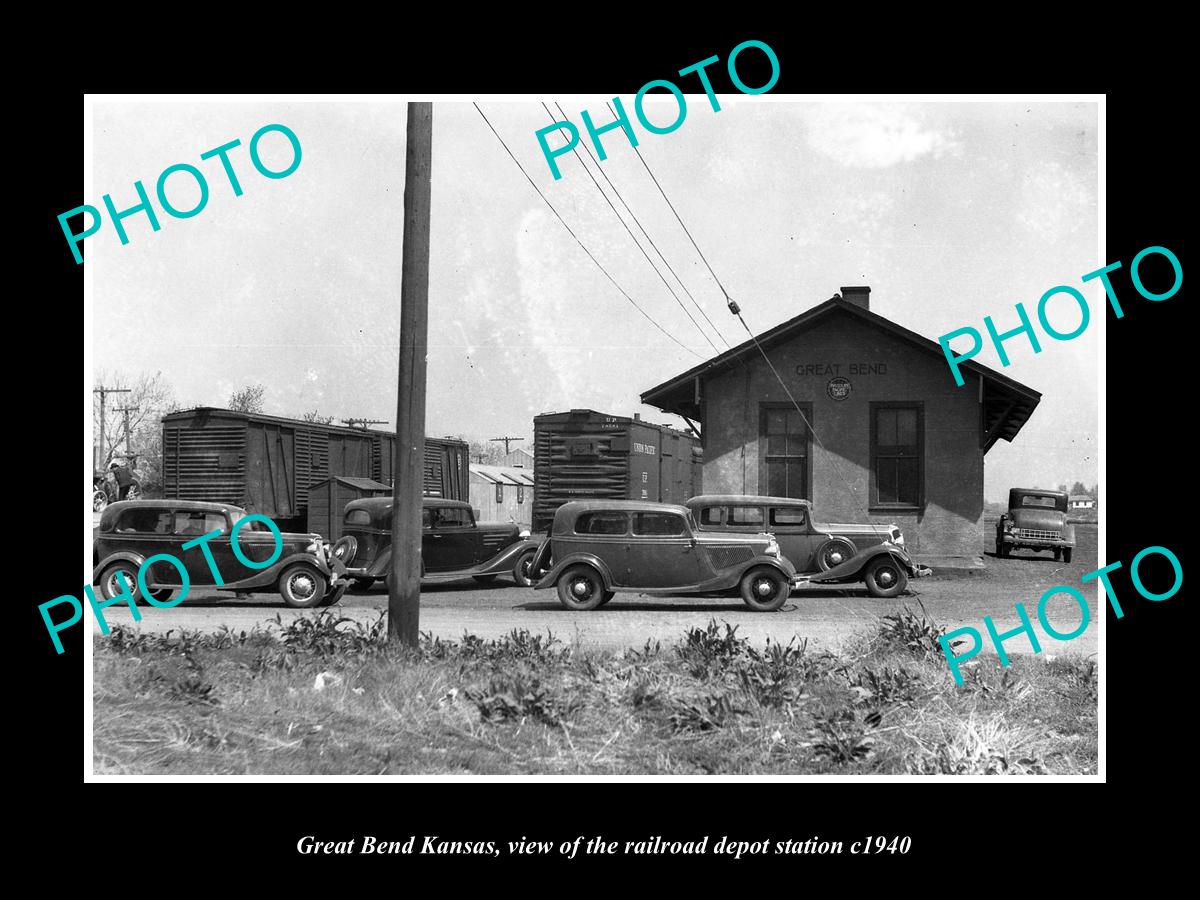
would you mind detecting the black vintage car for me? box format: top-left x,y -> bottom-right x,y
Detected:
685,494 -> 926,598
996,488 -> 1076,561
92,499 -> 348,608
531,499 -> 797,612
333,497 -> 541,589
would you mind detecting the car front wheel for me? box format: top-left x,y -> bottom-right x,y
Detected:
556,565 -> 606,611
739,566 -> 790,612
864,557 -> 908,598
278,565 -> 328,609
1063,547 -> 1073,563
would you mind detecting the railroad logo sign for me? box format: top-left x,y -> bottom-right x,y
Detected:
827,377 -> 852,401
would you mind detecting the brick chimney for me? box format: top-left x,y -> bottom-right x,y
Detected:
840,285 -> 871,311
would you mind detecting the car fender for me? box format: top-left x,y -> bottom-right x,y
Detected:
93,550 -> 148,585
534,552 -> 615,591
475,538 -> 543,575
1064,524 -> 1077,546
808,544 -> 914,584
743,555 -> 797,580
226,552 -> 336,591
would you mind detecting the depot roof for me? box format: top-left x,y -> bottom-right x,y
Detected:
640,295 -> 1042,453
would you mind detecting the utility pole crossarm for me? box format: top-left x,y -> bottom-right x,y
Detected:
489,436 -> 525,455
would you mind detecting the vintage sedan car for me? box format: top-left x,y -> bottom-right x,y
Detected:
332,497 -> 541,588
687,495 -> 927,598
996,488 -> 1076,561
685,494 -> 903,572
92,500 -> 348,609
530,500 -> 797,612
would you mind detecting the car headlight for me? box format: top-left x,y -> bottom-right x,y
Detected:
892,529 -> 904,547
306,539 -> 324,558
519,529 -> 530,539
765,538 -> 781,558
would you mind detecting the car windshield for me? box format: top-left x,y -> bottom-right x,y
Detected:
1019,496 -> 1059,509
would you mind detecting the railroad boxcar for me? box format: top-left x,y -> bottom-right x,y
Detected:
532,409 -> 702,533
161,407 -> 469,533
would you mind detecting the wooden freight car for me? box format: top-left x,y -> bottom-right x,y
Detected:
532,409 -> 702,533
161,408 -> 469,533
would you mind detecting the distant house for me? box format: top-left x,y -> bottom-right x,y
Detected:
470,464 -> 535,528
502,448 -> 535,470
1069,495 -> 1097,510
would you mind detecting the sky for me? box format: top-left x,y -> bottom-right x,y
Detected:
91,98 -> 1098,501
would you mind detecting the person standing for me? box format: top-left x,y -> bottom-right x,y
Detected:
110,459 -> 135,500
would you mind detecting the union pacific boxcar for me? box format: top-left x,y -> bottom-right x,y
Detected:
161,408 -> 469,533
532,409 -> 702,533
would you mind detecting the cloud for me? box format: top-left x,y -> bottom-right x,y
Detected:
806,105 -> 957,168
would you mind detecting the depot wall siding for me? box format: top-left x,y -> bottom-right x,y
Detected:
701,314 -> 985,557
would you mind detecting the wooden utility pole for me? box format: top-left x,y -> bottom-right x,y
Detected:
116,405 -> 139,458
92,386 -> 130,469
490,436 -> 524,455
389,102 -> 433,647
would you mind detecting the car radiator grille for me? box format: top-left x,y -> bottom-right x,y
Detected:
1015,528 -> 1061,541
706,546 -> 754,569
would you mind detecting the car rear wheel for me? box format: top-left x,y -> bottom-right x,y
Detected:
864,557 -> 908,598
1063,547 -> 1073,563
513,548 -> 538,587
93,490 -> 108,512
739,566 -> 790,612
816,537 -> 857,571
278,565 -> 327,609
556,565 -> 606,611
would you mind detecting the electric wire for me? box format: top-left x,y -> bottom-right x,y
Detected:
608,100 -> 738,307
472,102 -> 705,361
539,102 -> 723,357
551,101 -> 732,351
611,98 -> 911,571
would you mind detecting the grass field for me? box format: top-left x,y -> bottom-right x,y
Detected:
93,604 -> 1097,775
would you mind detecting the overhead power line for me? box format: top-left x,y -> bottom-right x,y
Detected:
614,100 -> 910,568
473,103 -> 704,361
548,101 -> 731,354
608,100 -> 738,309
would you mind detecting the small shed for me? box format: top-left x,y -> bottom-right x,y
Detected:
306,476 -> 391,541
470,464 -> 535,528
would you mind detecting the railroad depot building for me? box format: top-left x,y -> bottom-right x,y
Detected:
640,287 -> 1041,563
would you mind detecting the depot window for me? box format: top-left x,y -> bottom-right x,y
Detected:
870,402 -> 924,511
759,403 -> 811,499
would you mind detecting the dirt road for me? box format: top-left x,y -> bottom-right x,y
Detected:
93,526 -> 1100,659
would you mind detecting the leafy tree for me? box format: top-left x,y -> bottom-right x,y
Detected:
1070,481 -> 1089,497
300,409 -> 336,425
92,370 -> 179,495
228,383 -> 266,413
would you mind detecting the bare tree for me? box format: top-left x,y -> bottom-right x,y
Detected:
228,383 -> 266,413
300,409 -> 335,425
92,370 -> 179,494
